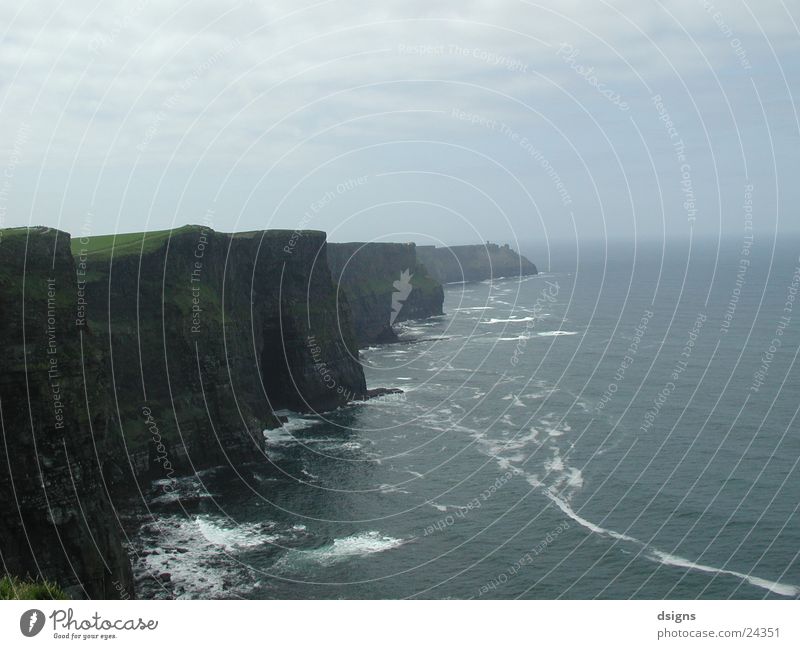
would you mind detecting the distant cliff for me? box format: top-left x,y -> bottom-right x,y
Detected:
76,226 -> 367,490
0,228 -> 133,599
417,243 -> 537,283
327,242 -> 444,346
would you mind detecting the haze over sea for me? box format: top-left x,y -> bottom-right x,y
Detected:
129,235 -> 800,599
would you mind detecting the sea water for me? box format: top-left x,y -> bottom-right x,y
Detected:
129,236 -> 800,599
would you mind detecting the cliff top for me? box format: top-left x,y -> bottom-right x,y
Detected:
0,225 -> 66,240
68,225 -> 326,259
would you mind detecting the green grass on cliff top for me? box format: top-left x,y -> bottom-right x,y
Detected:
0,575 -> 67,600
71,226 -> 324,259
71,226 -> 195,259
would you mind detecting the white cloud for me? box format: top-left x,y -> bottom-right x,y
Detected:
0,0 -> 797,239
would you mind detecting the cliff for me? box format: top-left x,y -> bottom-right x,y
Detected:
76,226 -> 367,491
0,226 -> 455,599
327,242 -> 444,346
416,243 -> 537,283
0,227 -> 133,599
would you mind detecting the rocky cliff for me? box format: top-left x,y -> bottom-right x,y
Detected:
0,227 -> 133,599
417,243 -> 537,283
76,226 -> 367,492
0,226 -> 477,599
327,242 -> 444,346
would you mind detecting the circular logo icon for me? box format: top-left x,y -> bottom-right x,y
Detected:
20,609 -> 45,637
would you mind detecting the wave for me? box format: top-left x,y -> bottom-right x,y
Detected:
452,306 -> 493,311
484,316 -> 537,324
500,392 -> 527,406
547,490 -> 644,544
548,492 -> 798,597
537,330 -> 578,337
278,531 -> 408,568
132,515 -> 287,599
263,417 -> 321,446
378,483 -> 411,494
650,550 -> 798,597
195,517 -> 272,551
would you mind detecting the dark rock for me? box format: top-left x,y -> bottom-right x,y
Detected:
417,242 -> 537,283
327,242 -> 444,347
361,387 -> 404,400
77,227 -> 367,490
0,227 -> 134,599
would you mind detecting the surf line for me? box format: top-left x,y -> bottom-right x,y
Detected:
546,490 -> 798,597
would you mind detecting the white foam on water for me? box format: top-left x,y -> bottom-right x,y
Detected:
315,440 -> 363,452
526,475 -> 543,488
150,489 -> 213,506
548,493 -> 799,597
545,456 -> 565,472
264,417 -> 321,446
378,483 -> 411,494
281,531 -> 407,568
484,316 -> 537,324
282,417 -> 322,433
565,467 -> 584,489
195,517 -> 271,551
547,491 -> 640,543
537,330 -> 578,337
501,393 -> 526,406
263,428 -> 295,446
134,515 -> 282,599
649,550 -> 799,597
497,457 -> 515,472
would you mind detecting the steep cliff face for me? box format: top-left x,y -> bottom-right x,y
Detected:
327,242 -> 444,347
0,228 -> 133,599
77,227 -> 367,491
417,243 -> 537,283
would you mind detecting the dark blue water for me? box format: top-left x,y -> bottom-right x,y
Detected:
130,235 -> 800,599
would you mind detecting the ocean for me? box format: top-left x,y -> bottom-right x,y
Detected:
128,235 -> 800,599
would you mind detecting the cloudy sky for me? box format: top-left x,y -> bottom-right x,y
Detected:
0,0 -> 798,246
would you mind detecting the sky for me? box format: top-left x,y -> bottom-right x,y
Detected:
0,0 -> 798,247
